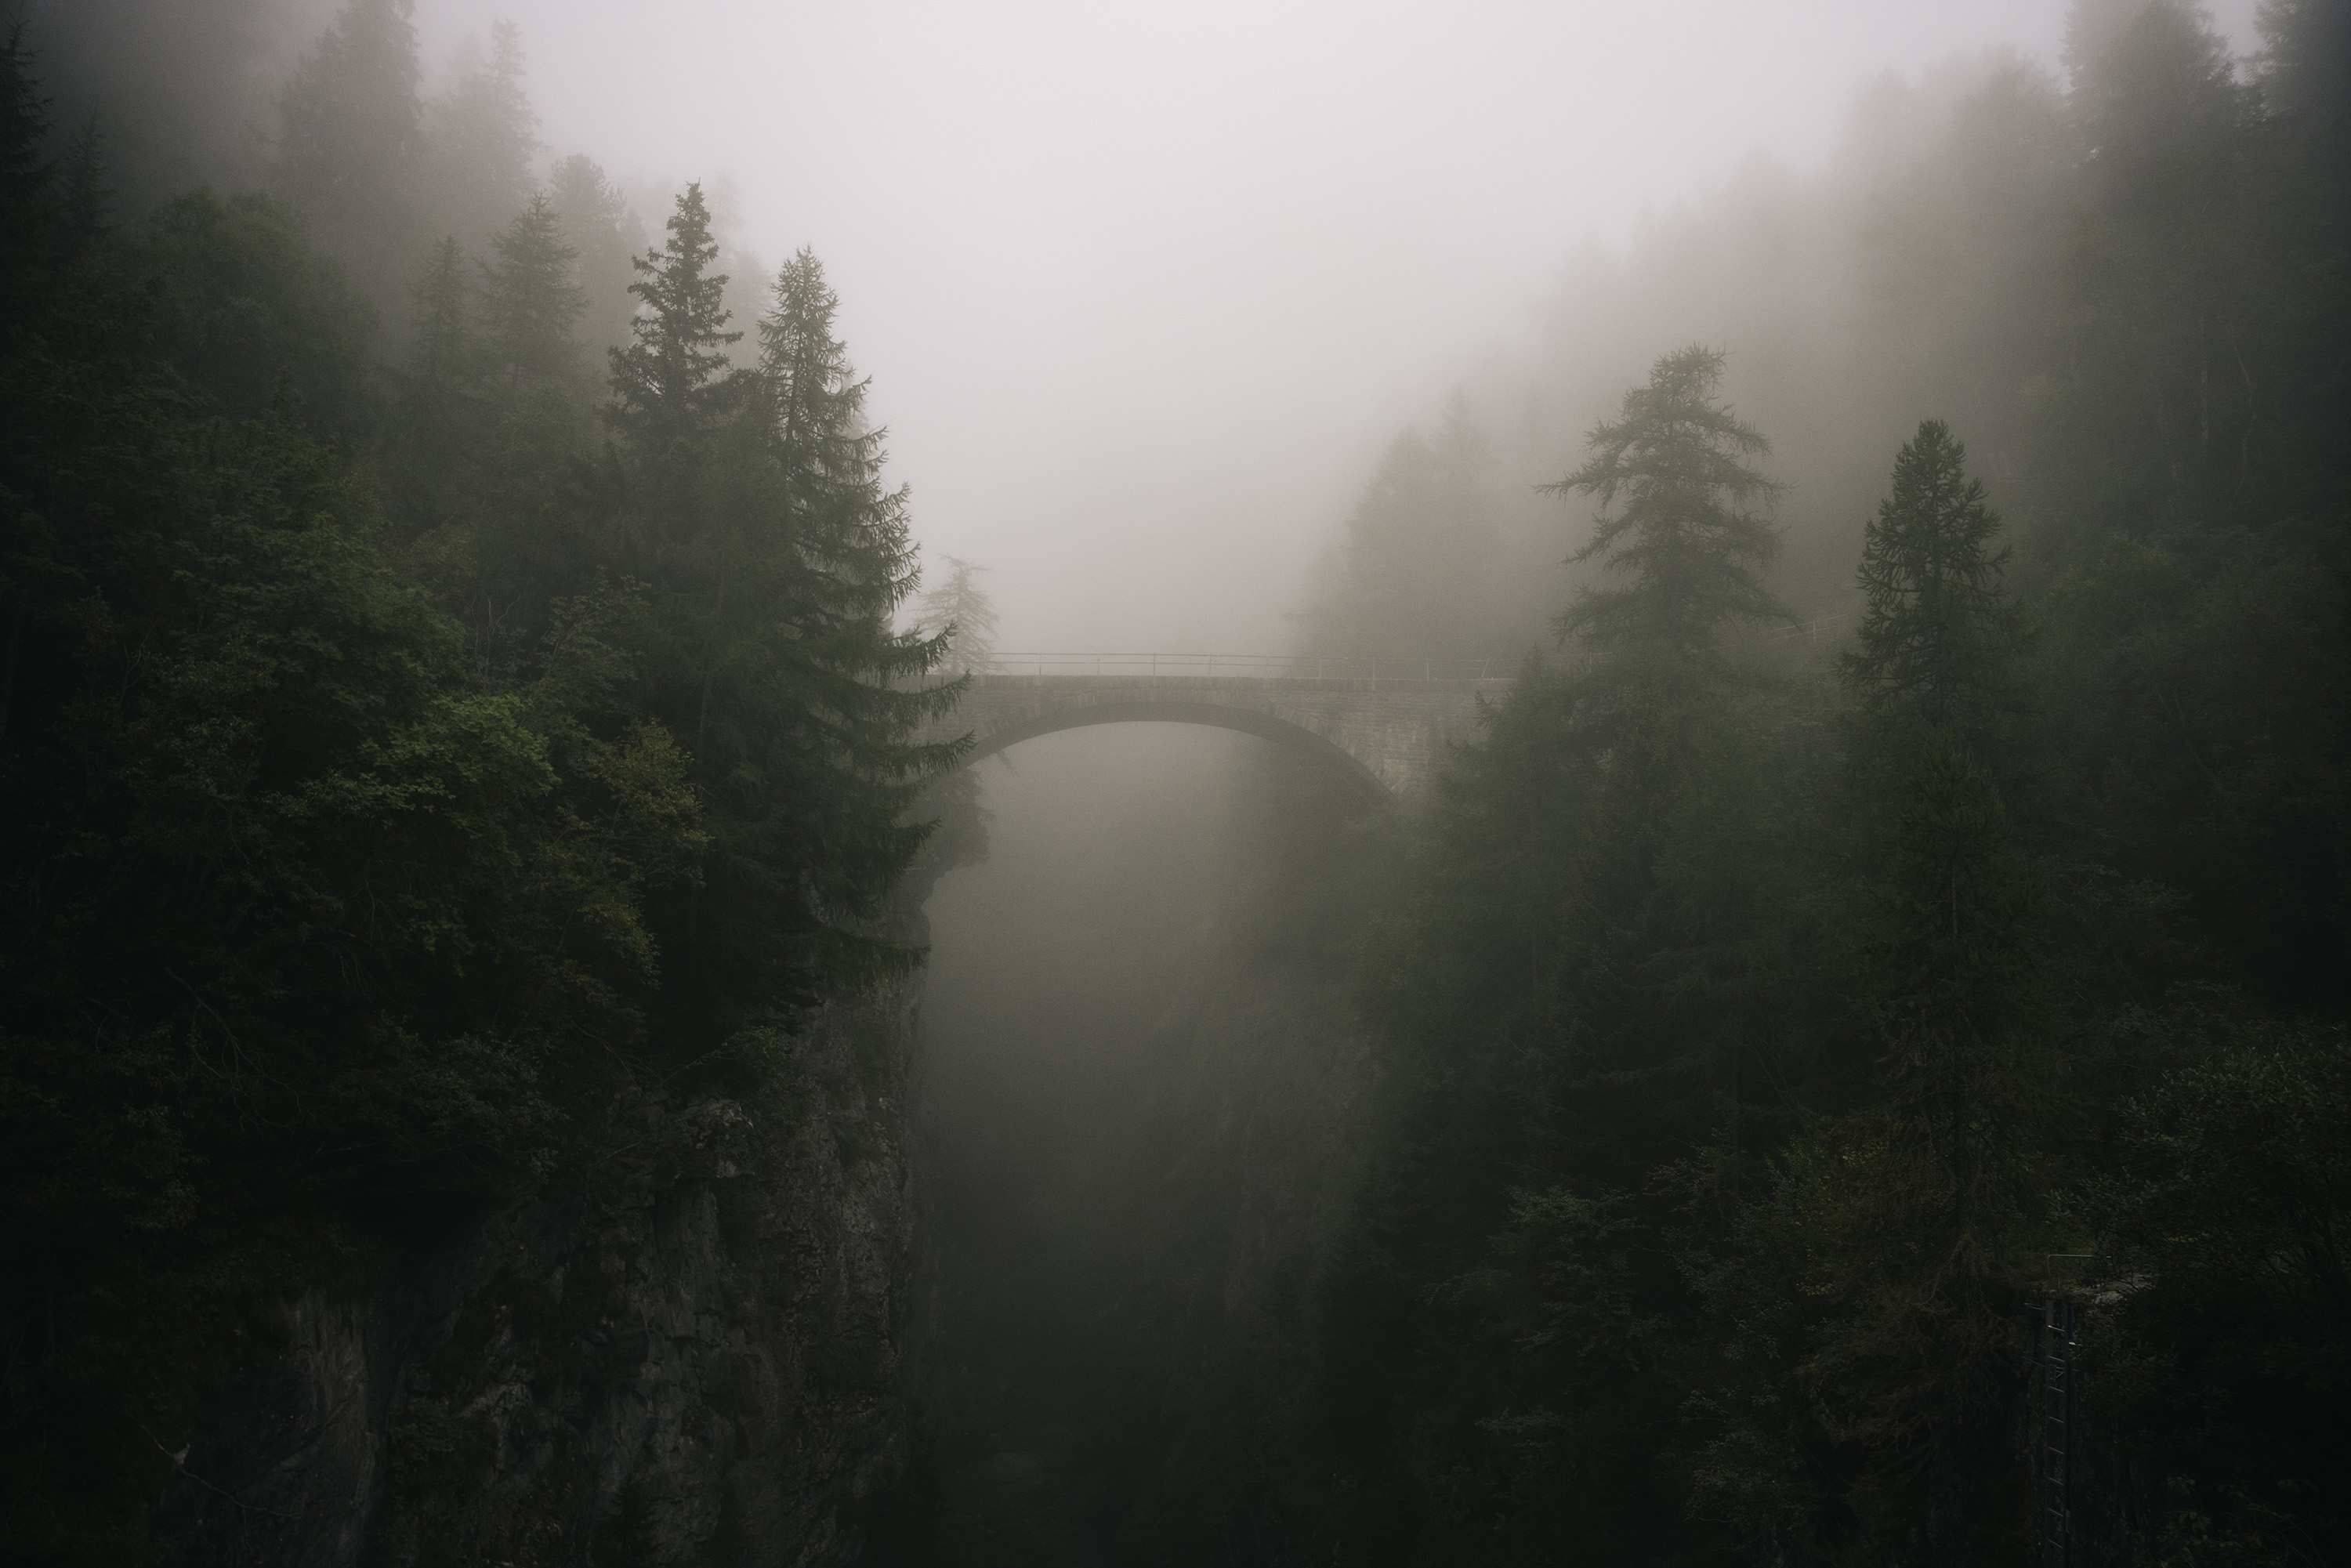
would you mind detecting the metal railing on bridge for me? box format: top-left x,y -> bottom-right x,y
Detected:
965,617 -> 1855,682
971,653 -> 1509,681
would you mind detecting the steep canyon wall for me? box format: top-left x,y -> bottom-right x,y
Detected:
162,973 -> 935,1568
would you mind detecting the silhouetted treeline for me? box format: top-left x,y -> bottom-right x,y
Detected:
0,11 -> 962,1555
1301,3 -> 2349,1562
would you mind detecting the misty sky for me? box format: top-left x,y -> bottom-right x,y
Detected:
408,0 -> 2263,652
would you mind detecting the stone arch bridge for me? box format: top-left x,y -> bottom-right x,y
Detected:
914,655 -> 1512,801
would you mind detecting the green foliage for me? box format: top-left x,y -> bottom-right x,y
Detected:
270,0 -> 422,306
1840,420 -> 2020,752
2063,1011 -> 2351,1561
607,180 -> 740,462
1545,343 -> 1788,668
1329,85 -> 2351,1546
0,34 -> 961,1557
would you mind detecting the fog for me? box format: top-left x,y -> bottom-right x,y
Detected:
14,0 -> 2342,1560
389,0 -> 2259,651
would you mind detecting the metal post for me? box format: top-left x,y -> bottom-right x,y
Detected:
2041,1282 -> 2083,1568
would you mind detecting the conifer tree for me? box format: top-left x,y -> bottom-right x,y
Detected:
1788,420 -> 2041,1563
1533,346 -> 1791,1162
1842,418 -> 2021,762
424,20 -> 536,252
607,181 -> 740,462
480,194 -> 586,397
270,0 -> 421,305
744,245 -> 962,966
388,235 -> 484,534
605,237 -> 960,1027
546,153 -> 644,354
915,556 -> 1000,673
1545,344 -> 1788,674
1305,394 -> 1502,661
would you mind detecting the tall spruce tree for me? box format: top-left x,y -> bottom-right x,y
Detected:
1788,421 -> 2041,1564
423,20 -> 536,253
1842,419 -> 2022,759
735,246 -> 964,987
1532,346 -> 1792,1191
270,0 -> 420,307
387,234 -> 484,538
601,227 -> 960,1034
480,193 -> 587,397
547,153 -> 645,356
608,181 -> 739,467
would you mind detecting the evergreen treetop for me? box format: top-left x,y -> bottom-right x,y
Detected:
480,194 -> 587,396
271,0 -> 420,296
426,19 -> 537,251
915,556 -> 1000,673
1545,345 -> 1788,666
608,181 -> 741,456
1842,419 -> 2022,749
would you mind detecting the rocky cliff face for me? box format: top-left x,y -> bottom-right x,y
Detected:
165,975 -> 934,1568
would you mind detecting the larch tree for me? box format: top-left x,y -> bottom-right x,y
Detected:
915,556 -> 1000,674
1545,343 -> 1788,679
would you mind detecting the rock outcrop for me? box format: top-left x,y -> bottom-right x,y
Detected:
165,976 -> 933,1568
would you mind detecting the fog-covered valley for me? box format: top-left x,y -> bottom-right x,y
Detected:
4,1 -> 2346,1564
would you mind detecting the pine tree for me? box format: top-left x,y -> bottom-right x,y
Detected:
611,240 -> 960,1028
1842,418 -> 2021,761
387,235 -> 484,536
607,182 -> 740,463
480,194 -> 585,397
748,244 -> 961,940
424,20 -> 536,253
1305,393 -> 1502,661
1545,344 -> 1788,673
546,154 -> 644,355
1531,346 -> 1794,1190
915,556 -> 999,673
270,0 -> 421,306
1788,420 -> 2041,1563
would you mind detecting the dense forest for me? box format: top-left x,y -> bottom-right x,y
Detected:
2,0 -> 2348,1564
1277,2 -> 2351,1561
1,2 -> 969,1555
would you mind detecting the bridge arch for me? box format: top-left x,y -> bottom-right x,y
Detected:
917,671 -> 1509,802
960,698 -> 1389,802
